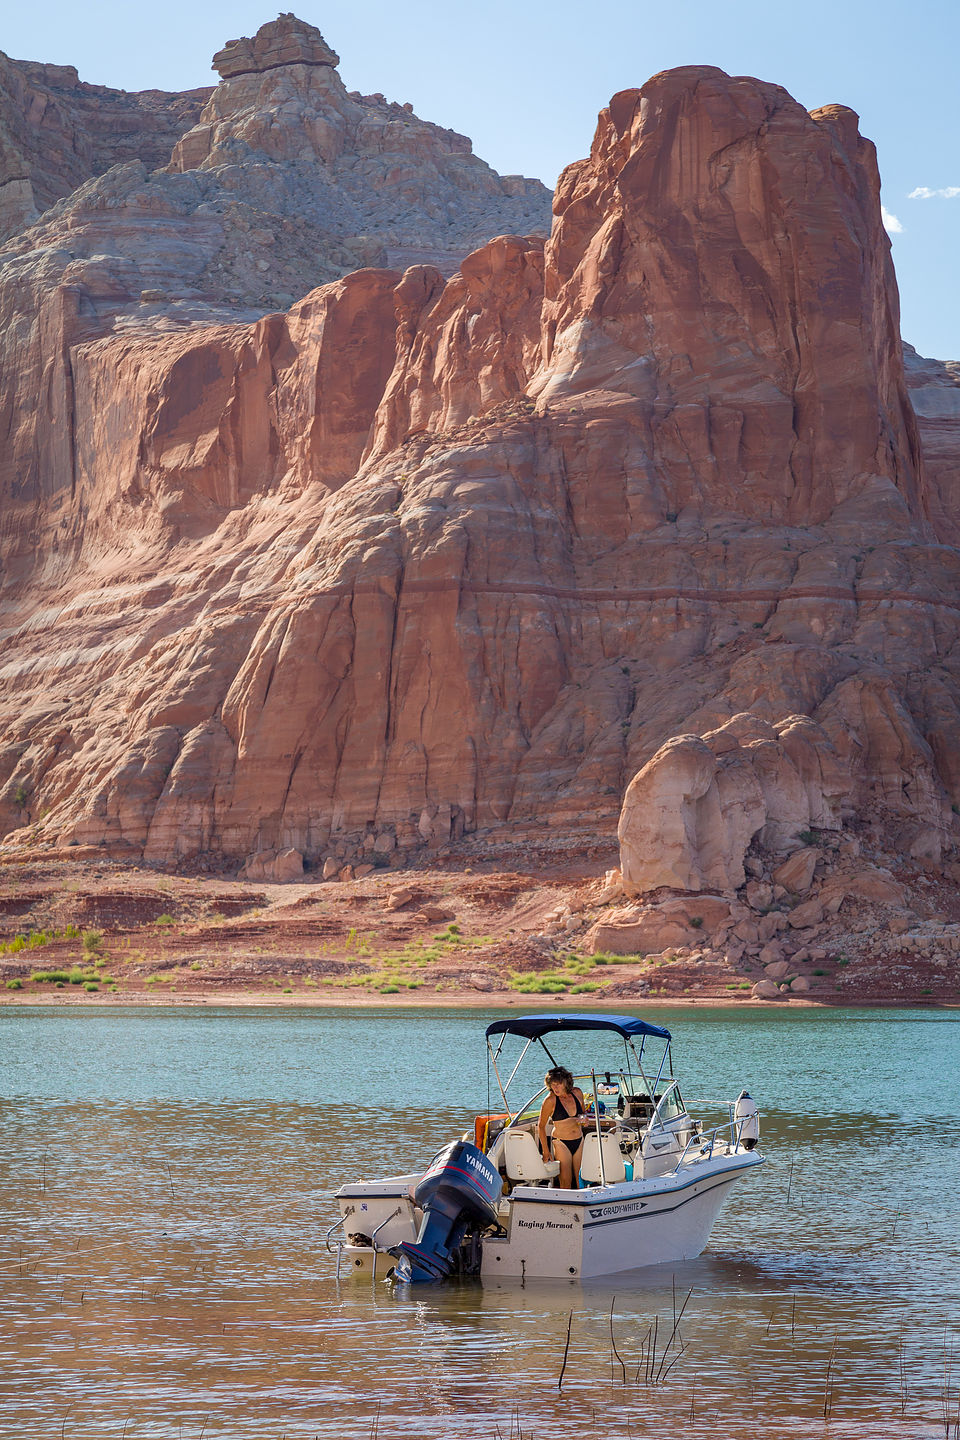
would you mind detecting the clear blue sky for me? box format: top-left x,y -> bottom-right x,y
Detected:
4,0 -> 958,359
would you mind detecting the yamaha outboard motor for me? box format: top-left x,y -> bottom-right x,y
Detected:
390,1140 -> 502,1283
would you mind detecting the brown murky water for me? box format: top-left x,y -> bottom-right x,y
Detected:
2,1005 -> 958,1438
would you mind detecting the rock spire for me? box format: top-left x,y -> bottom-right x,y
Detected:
212,14 -> 340,79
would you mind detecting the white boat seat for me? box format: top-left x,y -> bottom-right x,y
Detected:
504,1128 -> 560,1183
579,1132 -> 627,1185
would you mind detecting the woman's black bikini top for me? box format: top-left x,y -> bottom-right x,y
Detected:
552,1091 -> 584,1121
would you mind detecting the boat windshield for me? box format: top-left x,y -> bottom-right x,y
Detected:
506,1069 -> 680,1129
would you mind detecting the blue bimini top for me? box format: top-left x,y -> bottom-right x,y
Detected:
484,1013 -> 671,1042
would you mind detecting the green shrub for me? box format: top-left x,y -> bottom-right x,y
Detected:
378,984 -> 400,994
5,978 -> 22,990
689,916 -> 704,929
570,982 -> 601,994
590,950 -> 637,965
155,914 -> 175,927
798,830 -> 816,845
508,973 -> 567,994
82,930 -> 103,954
83,982 -> 99,993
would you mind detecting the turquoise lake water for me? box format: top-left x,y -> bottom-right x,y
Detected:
2,1003 -> 959,1439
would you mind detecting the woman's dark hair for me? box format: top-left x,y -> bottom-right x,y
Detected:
545,1066 -> 575,1093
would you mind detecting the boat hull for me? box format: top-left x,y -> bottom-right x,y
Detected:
481,1151 -> 762,1280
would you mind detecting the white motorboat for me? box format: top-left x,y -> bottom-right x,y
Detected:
330,1012 -> 763,1283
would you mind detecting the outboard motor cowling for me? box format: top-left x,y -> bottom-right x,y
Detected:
390,1140 -> 502,1283
735,1090 -> 759,1150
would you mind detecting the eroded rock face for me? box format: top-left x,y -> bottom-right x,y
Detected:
0,49 -> 211,242
0,15 -> 551,320
904,344 -> 960,546
0,60 -> 959,873
617,715 -> 850,894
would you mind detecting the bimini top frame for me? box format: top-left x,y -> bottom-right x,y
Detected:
484,1014 -> 671,1043
484,1013 -> 673,1118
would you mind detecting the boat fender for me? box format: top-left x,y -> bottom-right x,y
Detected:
734,1090 -> 759,1150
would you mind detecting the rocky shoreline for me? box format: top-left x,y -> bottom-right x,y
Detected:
2,840 -> 956,1010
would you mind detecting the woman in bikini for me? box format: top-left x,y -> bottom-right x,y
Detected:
538,1065 -> 587,1189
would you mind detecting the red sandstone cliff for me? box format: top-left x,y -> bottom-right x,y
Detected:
0,47 -> 958,879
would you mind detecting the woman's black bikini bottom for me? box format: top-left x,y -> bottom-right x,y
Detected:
553,1135 -> 583,1158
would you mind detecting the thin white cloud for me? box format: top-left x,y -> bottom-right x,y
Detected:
908,186 -> 960,200
881,205 -> 904,235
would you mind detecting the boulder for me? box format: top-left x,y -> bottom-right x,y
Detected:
751,979 -> 782,1000
272,847 -> 304,882
419,905 -> 454,923
745,880 -> 774,910
756,913 -> 784,944
763,960 -> 789,979
240,846 -> 303,881
322,858 -> 341,881
586,896 -> 733,956
773,848 -> 819,894
819,866 -> 906,908
619,716 -> 850,896
787,899 -> 825,929
597,868 -> 625,903
789,974 -> 811,992
385,887 -> 416,911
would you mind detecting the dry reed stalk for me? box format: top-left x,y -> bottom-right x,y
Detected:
633,1324 -> 652,1384
557,1309 -> 573,1390
942,1329 -> 956,1440
655,1286 -> 694,1383
823,1334 -> 838,1420
609,1295 -> 627,1383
